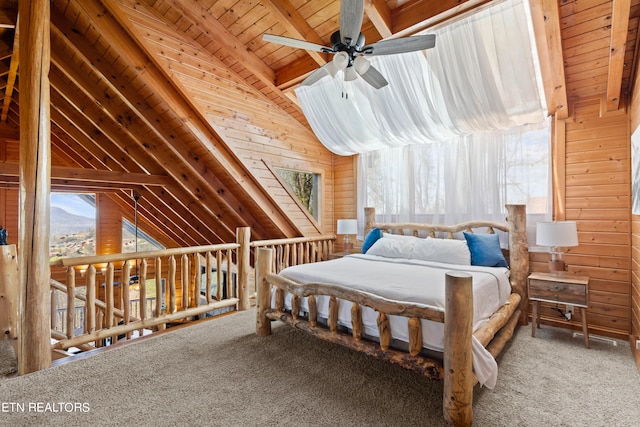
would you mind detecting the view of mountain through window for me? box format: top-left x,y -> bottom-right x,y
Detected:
49,193 -> 96,261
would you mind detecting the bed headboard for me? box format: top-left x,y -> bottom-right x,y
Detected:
364,204 -> 529,325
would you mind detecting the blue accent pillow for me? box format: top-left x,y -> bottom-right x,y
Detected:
362,228 -> 383,253
463,232 -> 508,267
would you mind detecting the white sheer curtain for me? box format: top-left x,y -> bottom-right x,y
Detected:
357,120 -> 551,237
295,0 -> 546,155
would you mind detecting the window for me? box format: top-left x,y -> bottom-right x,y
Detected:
50,193 -> 96,261
358,121 -> 550,227
122,219 -> 164,253
276,169 -> 321,221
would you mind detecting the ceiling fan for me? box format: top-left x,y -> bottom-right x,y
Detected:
262,0 -> 436,89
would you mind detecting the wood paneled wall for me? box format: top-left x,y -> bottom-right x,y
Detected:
629,59 -> 640,348
332,154 -> 358,251
96,194 -> 123,256
546,100 -> 631,340
0,139 -> 19,246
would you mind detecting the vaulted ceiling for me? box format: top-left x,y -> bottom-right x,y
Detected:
0,0 -> 638,247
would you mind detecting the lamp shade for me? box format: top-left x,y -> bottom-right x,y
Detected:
337,219 -> 357,235
536,221 -> 579,247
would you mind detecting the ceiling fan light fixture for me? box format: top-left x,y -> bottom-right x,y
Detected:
353,56 -> 370,74
332,51 -> 349,74
344,66 -> 358,81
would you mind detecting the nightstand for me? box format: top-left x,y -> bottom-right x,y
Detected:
528,272 -> 589,348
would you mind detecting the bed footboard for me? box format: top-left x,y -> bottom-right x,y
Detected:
256,247 -> 475,427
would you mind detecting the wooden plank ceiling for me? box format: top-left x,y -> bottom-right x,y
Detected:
0,0 -> 638,247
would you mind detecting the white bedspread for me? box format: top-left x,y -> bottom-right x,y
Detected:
276,254 -> 511,388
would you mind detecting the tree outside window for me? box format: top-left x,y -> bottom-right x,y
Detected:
276,169 -> 320,221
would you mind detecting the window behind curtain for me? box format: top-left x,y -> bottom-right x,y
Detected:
357,120 -> 550,240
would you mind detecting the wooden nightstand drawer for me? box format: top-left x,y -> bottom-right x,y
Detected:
528,272 -> 590,348
528,279 -> 587,306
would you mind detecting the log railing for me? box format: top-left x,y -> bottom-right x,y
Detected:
48,228 -> 252,352
250,234 -> 335,274
46,228 -> 336,353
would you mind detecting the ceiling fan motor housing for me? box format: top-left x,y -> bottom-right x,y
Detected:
330,31 -> 366,67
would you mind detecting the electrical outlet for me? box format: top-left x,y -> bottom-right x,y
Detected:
636,339 -> 640,351
565,304 -> 574,320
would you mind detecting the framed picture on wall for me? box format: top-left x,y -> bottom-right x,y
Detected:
632,126 -> 640,215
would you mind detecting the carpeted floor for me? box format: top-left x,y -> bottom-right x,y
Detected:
0,340 -> 17,376
0,309 -> 638,426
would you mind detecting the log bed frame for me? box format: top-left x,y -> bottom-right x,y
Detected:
255,204 -> 529,427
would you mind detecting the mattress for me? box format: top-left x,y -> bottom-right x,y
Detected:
275,253 -> 512,388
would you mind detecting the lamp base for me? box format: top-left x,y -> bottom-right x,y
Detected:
548,260 -> 566,273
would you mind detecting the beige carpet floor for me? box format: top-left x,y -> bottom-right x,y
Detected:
0,309 -> 639,426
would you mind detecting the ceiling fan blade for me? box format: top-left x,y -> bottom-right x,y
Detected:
362,34 -> 436,56
262,33 -> 331,53
340,0 -> 364,46
357,64 -> 389,89
300,65 -> 330,86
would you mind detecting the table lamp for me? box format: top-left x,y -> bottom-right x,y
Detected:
536,221 -> 579,273
337,219 -> 357,253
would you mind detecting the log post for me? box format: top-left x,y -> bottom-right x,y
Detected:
0,244 -> 19,341
236,227 -> 251,310
256,248 -> 273,336
505,204 -> 529,325
18,0 -> 52,374
443,271 -> 473,427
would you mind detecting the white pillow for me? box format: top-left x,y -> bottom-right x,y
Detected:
411,237 -> 471,265
366,237 -> 415,259
382,232 -> 420,241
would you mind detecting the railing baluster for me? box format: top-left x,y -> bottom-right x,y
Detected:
193,253 -> 202,308
226,249 -> 232,299
106,262 -> 115,329
216,251 -> 223,301
139,259 -> 147,337
50,289 -> 57,330
66,267 -> 75,339
206,252 -> 213,303
181,253 -> 189,311
122,261 -> 131,339
86,265 -> 96,333
155,256 -> 164,332
169,255 -> 177,314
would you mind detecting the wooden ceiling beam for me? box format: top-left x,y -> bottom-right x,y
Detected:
364,0 -> 392,38
0,161 -> 172,186
529,0 -> 569,119
1,12 -> 18,122
607,0 -> 631,111
391,0 -> 493,37
263,0 -> 329,66
0,8 -> 17,29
